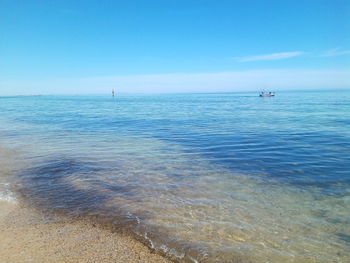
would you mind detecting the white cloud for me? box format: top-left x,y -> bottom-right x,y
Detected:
1,69 -> 349,95
321,48 -> 350,57
235,51 -> 304,62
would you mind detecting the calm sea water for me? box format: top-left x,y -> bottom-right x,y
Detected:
0,90 -> 349,262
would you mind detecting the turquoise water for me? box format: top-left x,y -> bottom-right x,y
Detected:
0,90 -> 349,262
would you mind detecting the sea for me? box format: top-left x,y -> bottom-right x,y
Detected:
0,90 -> 349,263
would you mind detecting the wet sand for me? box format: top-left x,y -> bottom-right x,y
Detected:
0,200 -> 171,263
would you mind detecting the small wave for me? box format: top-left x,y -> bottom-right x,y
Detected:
0,190 -> 17,203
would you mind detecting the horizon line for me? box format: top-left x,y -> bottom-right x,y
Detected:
1,87 -> 350,97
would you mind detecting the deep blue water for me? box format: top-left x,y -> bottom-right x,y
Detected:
0,90 -> 349,262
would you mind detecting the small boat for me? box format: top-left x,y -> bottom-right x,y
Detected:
259,91 -> 275,97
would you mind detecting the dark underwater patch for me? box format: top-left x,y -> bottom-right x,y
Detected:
337,233 -> 350,244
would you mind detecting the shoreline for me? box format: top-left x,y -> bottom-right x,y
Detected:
0,144 -> 175,263
0,200 -> 172,263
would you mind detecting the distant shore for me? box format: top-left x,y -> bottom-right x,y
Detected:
0,200 -> 171,263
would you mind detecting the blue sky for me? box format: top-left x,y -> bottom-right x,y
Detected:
0,0 -> 349,94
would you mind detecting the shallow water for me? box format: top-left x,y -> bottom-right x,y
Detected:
0,91 -> 349,262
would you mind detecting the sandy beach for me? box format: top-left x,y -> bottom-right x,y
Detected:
0,200 -> 171,263
0,144 -> 172,263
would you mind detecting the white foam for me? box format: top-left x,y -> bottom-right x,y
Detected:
159,244 -> 185,259
144,232 -> 155,249
188,256 -> 199,263
0,193 -> 16,203
0,185 -> 17,203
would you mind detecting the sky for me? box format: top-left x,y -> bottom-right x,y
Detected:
0,0 -> 349,95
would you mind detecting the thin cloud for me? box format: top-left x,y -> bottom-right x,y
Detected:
235,51 -> 304,62
321,48 -> 350,57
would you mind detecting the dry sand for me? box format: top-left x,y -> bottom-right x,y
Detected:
0,200 -> 172,263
